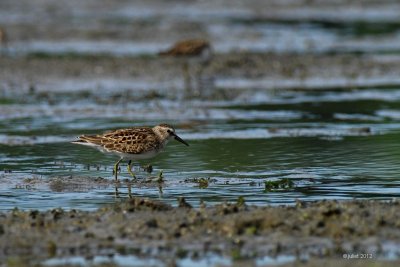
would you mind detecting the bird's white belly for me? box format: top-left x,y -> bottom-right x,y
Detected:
87,139 -> 169,160
112,149 -> 161,160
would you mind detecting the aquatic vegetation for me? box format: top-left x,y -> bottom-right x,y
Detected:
197,177 -> 210,188
184,177 -> 213,188
175,248 -> 189,258
264,178 -> 294,192
236,196 -> 246,206
230,248 -> 243,261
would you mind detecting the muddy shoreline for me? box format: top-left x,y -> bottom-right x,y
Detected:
2,53 -> 400,94
1,198 -> 399,266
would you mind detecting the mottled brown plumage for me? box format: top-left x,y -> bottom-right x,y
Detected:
159,39 -> 210,57
72,124 -> 188,181
78,127 -> 161,154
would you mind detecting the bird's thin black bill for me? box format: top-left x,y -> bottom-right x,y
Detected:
174,135 -> 189,146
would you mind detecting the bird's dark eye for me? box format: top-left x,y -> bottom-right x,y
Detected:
167,129 -> 172,133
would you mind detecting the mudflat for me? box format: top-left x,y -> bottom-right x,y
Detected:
1,198 -> 399,266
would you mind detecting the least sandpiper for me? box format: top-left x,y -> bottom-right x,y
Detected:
72,124 -> 189,181
159,39 -> 212,97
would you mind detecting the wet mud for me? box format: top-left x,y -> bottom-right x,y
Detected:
1,198 -> 400,266
2,54 -> 400,99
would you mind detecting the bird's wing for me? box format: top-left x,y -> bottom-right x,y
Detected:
159,40 -> 209,56
100,127 -> 160,154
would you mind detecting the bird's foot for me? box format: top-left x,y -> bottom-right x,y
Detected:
127,165 -> 137,181
128,170 -> 137,181
145,170 -> 164,183
112,166 -> 121,175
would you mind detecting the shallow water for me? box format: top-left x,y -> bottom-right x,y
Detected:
1,86 -> 400,210
41,253 -> 296,267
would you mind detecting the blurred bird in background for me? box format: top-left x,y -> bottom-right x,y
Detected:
159,39 -> 213,98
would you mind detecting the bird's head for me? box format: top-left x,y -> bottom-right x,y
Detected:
153,124 -> 189,146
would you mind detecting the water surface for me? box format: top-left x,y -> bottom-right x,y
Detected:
1,86 -> 400,210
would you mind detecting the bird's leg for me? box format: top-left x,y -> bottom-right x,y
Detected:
196,59 -> 214,98
127,160 -> 136,180
158,183 -> 163,197
182,61 -> 192,98
127,182 -> 132,199
113,158 -> 123,182
194,63 -> 204,97
114,185 -> 120,198
157,170 -> 164,183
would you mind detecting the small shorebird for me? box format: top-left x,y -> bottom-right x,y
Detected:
159,39 -> 212,97
72,124 -> 189,181
160,39 -> 211,57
